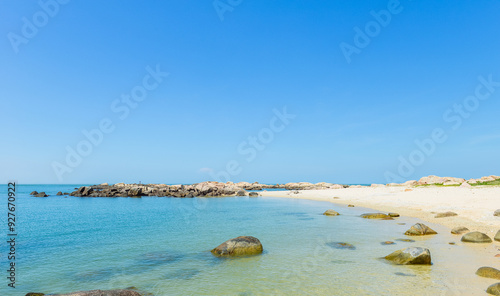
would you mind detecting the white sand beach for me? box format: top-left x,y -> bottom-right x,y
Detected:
264,186 -> 500,237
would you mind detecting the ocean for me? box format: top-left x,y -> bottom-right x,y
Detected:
0,184 -> 495,295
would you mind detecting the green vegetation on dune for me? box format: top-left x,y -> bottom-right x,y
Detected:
471,179 -> 500,186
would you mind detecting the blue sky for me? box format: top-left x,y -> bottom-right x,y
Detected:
1,0 -> 500,184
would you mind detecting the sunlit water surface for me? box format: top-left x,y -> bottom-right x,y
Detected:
0,185 -> 497,295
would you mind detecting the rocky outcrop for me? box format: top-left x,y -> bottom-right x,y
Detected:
461,231 -> 492,243
404,223 -> 437,236
323,209 -> 340,216
211,236 -> 263,257
468,175 -> 500,184
30,191 -> 38,195
476,267 -> 500,280
417,175 -> 466,185
451,226 -> 469,235
384,247 -> 432,265
69,182 -> 248,198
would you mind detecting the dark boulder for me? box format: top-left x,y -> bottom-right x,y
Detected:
35,192 -> 48,197
211,236 -> 263,257
56,191 -> 63,196
30,191 -> 38,195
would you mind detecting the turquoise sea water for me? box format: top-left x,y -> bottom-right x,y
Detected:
0,184 -> 497,295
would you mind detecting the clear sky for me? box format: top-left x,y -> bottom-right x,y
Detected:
1,0 -> 500,184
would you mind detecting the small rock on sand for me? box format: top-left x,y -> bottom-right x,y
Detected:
487,283 -> 500,296
434,211 -> 458,218
461,231 -> 492,243
451,227 -> 469,235
476,267 -> 500,280
388,213 -> 400,217
495,209 -> 500,217
404,223 -> 437,236
361,213 -> 393,219
495,230 -> 500,242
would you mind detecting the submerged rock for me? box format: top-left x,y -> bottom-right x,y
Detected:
384,247 -> 432,265
25,293 -> 45,296
323,209 -> 340,216
326,242 -> 356,250
381,241 -> 396,245
451,226 -> 469,235
49,290 -> 142,296
434,211 -> 458,218
476,267 -> 500,280
461,231 -> 492,243
396,239 -> 415,243
361,213 -> 392,219
487,283 -> 500,296
211,236 -> 263,257
404,223 -> 437,236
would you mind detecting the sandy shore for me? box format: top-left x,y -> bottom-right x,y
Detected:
263,186 -> 500,237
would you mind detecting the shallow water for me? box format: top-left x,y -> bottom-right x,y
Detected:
0,184 -> 498,295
